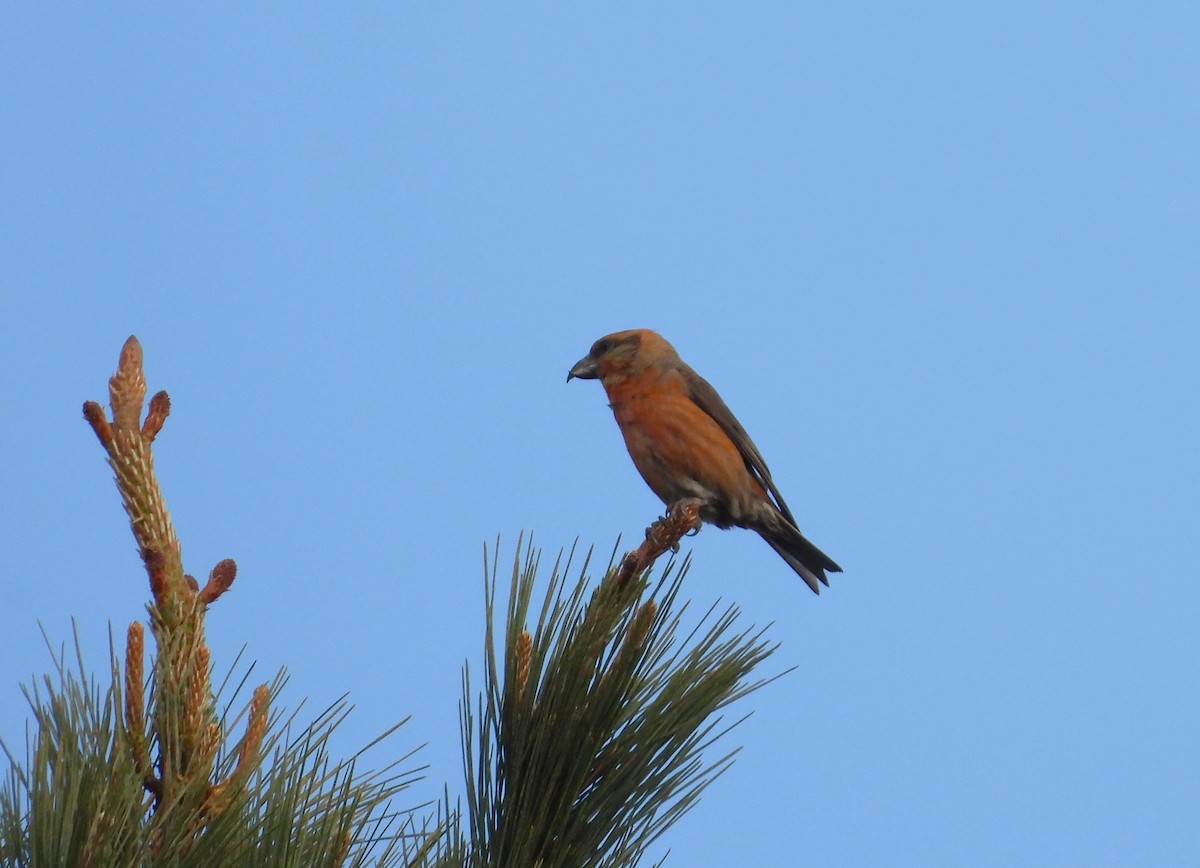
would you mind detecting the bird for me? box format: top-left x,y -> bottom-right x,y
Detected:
567,328 -> 841,593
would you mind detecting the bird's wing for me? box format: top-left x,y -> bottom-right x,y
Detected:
679,363 -> 798,525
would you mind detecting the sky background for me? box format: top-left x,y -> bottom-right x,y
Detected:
3,4 -> 1198,865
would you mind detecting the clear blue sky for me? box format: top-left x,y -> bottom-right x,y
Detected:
3,5 -> 1197,865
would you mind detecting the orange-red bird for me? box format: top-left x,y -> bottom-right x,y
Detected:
568,329 -> 842,593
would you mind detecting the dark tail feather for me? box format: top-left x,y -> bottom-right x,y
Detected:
757,522 -> 842,595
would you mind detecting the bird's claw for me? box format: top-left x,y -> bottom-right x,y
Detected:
618,499 -> 705,590
667,497 -> 704,521
666,498 -> 705,548
645,517 -> 681,552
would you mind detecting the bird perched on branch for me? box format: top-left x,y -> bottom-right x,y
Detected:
568,329 -> 842,593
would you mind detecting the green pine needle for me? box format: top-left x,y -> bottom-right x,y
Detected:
447,535 -> 781,868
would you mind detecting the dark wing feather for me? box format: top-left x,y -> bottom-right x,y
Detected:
679,363 -> 798,525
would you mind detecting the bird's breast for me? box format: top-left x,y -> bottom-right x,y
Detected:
604,384 -> 762,521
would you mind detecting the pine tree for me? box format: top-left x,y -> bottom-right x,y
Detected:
1,337 -> 780,867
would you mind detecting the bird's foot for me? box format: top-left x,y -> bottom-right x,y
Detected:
667,498 -> 704,539
618,501 -> 706,589
664,498 -> 705,548
667,497 -> 704,519
644,521 -> 678,552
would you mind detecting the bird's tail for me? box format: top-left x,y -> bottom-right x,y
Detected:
756,512 -> 842,595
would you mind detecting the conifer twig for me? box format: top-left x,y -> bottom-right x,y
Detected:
458,526 -> 777,867
83,337 -> 250,826
1,335 -> 425,866
615,498 -> 704,589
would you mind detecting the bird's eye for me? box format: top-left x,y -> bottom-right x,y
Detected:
592,338 -> 613,356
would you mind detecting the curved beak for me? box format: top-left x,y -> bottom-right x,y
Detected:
567,355 -> 600,382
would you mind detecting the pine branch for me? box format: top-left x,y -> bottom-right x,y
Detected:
1,336 -> 426,866
2,334 -> 787,866
449,516 -> 780,868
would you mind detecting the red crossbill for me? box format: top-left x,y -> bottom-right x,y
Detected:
568,329 -> 842,593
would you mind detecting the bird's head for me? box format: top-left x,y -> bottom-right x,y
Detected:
567,329 -> 677,384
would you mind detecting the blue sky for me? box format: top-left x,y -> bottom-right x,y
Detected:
3,4 -> 1197,865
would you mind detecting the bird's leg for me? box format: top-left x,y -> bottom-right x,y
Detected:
642,518 -> 671,549
667,497 -> 704,519
668,498 -> 705,539
617,500 -> 705,590
660,498 -> 705,549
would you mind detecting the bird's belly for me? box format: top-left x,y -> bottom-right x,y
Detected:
611,395 -> 757,524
